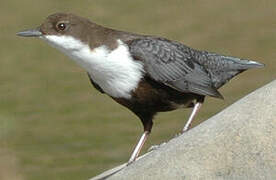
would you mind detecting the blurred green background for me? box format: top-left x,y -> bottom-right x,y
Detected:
0,0 -> 275,179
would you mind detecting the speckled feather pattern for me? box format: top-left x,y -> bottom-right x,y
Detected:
128,38 -> 264,97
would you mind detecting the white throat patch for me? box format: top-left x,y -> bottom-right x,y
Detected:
42,35 -> 144,98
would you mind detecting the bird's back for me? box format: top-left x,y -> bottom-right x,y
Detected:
127,37 -> 264,98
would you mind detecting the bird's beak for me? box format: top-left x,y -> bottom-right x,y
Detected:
16,28 -> 42,37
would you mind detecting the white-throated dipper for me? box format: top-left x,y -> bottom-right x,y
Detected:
17,13 -> 264,164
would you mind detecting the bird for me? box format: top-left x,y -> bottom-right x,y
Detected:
17,13 -> 264,165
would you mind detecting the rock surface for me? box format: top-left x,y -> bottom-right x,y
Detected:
91,80 -> 276,180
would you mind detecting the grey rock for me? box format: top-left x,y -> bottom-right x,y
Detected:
91,80 -> 276,180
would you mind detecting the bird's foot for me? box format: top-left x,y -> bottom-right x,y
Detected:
174,128 -> 190,138
181,128 -> 189,134
126,160 -> 134,166
174,132 -> 183,138
147,142 -> 167,152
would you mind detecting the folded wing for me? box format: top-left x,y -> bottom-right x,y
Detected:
128,38 -> 223,98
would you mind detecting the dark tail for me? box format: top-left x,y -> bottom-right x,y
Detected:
220,56 -> 265,69
205,54 -> 265,89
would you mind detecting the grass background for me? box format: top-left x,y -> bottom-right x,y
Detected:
0,0 -> 275,179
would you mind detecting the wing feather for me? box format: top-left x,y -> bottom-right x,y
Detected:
128,38 -> 222,98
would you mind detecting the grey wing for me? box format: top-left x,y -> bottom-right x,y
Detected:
128,38 -> 223,98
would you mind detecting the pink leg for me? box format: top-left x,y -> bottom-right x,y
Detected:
127,131 -> 150,165
182,102 -> 202,133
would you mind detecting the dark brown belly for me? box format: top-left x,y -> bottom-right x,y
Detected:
113,77 -> 203,117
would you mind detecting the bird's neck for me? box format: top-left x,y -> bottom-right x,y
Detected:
42,34 -> 145,99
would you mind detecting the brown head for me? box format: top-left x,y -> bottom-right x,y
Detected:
17,13 -> 92,36
17,13 -> 138,49
40,13 -> 98,37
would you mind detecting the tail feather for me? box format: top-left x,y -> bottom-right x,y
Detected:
204,54 -> 265,89
220,56 -> 265,69
238,59 -> 264,69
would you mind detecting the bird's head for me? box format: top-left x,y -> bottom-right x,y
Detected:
17,13 -> 98,51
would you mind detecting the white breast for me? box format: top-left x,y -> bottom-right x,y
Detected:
42,35 -> 144,99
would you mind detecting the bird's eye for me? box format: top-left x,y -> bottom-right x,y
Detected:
56,22 -> 67,31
